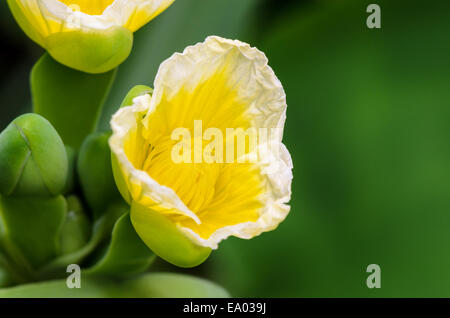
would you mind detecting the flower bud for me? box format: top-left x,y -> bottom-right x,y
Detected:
62,145 -> 77,195
78,132 -> 122,218
59,195 -> 91,255
0,113 -> 68,197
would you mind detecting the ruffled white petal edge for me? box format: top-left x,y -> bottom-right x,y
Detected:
180,143 -> 293,249
105,0 -> 175,31
29,0 -> 173,31
149,36 -> 287,133
110,36 -> 293,249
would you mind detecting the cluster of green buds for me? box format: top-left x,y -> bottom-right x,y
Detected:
0,114 -> 71,277
0,113 -> 152,286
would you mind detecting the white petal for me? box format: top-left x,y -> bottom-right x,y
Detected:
104,0 -> 175,31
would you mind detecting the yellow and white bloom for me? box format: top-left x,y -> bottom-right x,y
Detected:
110,36 -> 293,267
7,0 -> 175,73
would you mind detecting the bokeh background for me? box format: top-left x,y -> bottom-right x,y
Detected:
1,0 -> 450,297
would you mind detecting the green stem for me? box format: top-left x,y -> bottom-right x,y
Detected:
31,53 -> 117,149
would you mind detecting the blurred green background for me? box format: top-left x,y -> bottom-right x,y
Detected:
1,0 -> 450,297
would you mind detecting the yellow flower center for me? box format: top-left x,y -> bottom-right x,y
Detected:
59,0 -> 115,15
142,136 -> 221,213
124,73 -> 265,239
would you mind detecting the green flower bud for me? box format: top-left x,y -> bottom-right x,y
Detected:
0,114 -> 68,197
62,146 -> 77,195
59,196 -> 91,255
78,132 -> 121,218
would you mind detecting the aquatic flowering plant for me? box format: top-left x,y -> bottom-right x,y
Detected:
0,1 -> 292,298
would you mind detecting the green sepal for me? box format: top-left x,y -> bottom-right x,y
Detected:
111,154 -> 132,205
45,27 -> 133,74
131,202 -> 211,268
78,132 -> 122,219
0,273 -> 229,298
86,212 -> 154,276
0,195 -> 67,269
120,85 -> 153,108
8,0 -> 132,75
31,54 -> 117,149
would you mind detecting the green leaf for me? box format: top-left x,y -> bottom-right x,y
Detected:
86,212 -> 154,276
78,132 -> 122,219
0,277 -> 121,298
0,195 -> 66,270
31,53 -> 116,149
121,273 -> 230,298
0,273 -> 229,298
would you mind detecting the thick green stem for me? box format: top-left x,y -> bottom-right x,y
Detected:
31,53 -> 117,149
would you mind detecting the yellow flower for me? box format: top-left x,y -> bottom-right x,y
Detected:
110,36 -> 293,267
7,0 -> 175,73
